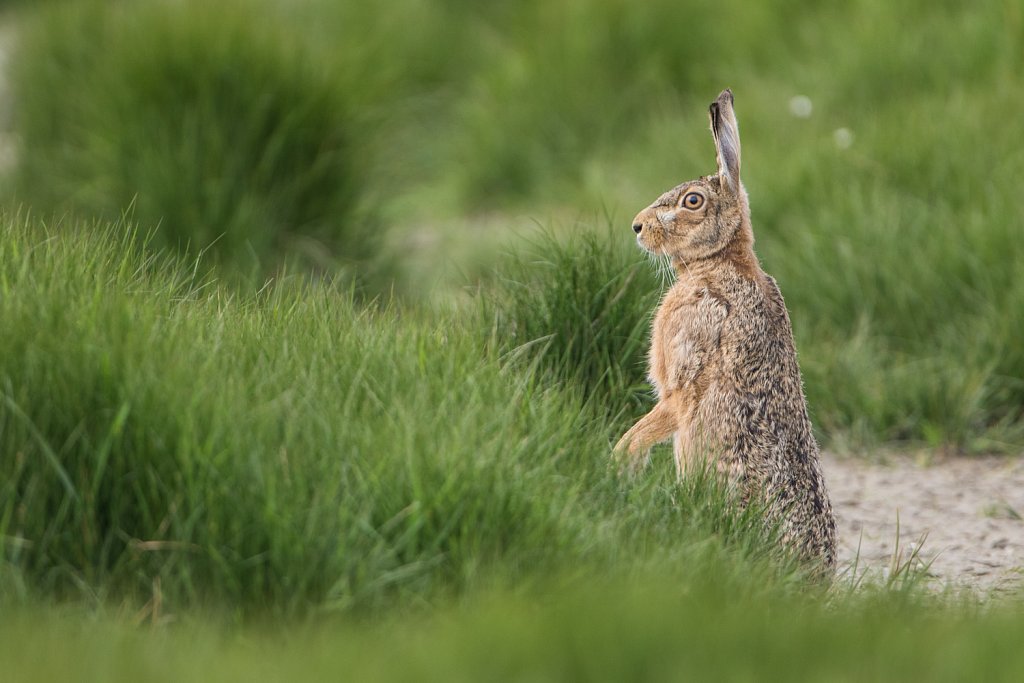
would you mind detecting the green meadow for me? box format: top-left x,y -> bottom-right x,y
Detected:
1,0 -> 1022,678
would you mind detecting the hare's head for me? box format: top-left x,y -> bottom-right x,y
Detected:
632,89 -> 751,263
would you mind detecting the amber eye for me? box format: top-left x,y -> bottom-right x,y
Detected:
681,192 -> 704,209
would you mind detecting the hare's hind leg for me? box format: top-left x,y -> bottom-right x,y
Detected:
672,426 -> 705,479
672,433 -> 688,478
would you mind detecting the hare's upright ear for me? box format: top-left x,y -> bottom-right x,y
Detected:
709,89 -> 741,193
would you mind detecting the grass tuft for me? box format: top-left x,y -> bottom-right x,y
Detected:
11,0 -> 383,286
485,226 -> 663,426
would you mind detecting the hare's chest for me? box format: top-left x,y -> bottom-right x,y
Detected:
648,288 -> 723,396
647,308 -> 670,394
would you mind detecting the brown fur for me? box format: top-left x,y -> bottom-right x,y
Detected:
614,90 -> 836,568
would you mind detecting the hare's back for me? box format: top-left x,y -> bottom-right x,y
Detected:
705,273 -> 815,449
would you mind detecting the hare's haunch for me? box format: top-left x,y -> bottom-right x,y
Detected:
615,89 -> 836,568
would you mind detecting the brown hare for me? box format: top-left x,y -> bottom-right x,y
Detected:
614,89 -> 836,568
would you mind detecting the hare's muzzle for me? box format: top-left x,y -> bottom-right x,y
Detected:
631,209 -> 662,255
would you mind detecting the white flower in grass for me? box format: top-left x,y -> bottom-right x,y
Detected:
834,127 -> 854,149
788,95 -> 813,118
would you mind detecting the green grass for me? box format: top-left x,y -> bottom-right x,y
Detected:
448,0 -> 812,206
485,226 -> 663,427
0,216 -> 796,617
3,585 -> 1024,682
10,0 -> 383,286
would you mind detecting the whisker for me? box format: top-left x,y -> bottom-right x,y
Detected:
660,254 -> 673,289
677,254 -> 694,281
651,254 -> 667,289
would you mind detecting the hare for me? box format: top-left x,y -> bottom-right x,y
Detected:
614,89 -> 836,568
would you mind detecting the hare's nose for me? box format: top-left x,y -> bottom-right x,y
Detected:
632,221 -> 643,234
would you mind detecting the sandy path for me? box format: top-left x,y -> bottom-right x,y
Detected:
823,453 -> 1024,593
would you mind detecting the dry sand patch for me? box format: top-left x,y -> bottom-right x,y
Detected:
824,452 -> 1024,593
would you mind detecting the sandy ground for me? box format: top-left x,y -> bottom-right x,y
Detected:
824,452 -> 1024,594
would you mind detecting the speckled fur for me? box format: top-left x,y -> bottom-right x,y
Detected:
614,90 -> 836,568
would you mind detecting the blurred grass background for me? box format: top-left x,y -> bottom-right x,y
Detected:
0,0 -> 1023,675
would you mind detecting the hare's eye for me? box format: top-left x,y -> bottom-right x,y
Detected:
681,192 -> 704,209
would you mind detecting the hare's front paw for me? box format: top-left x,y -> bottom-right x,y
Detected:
612,433 -> 650,477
